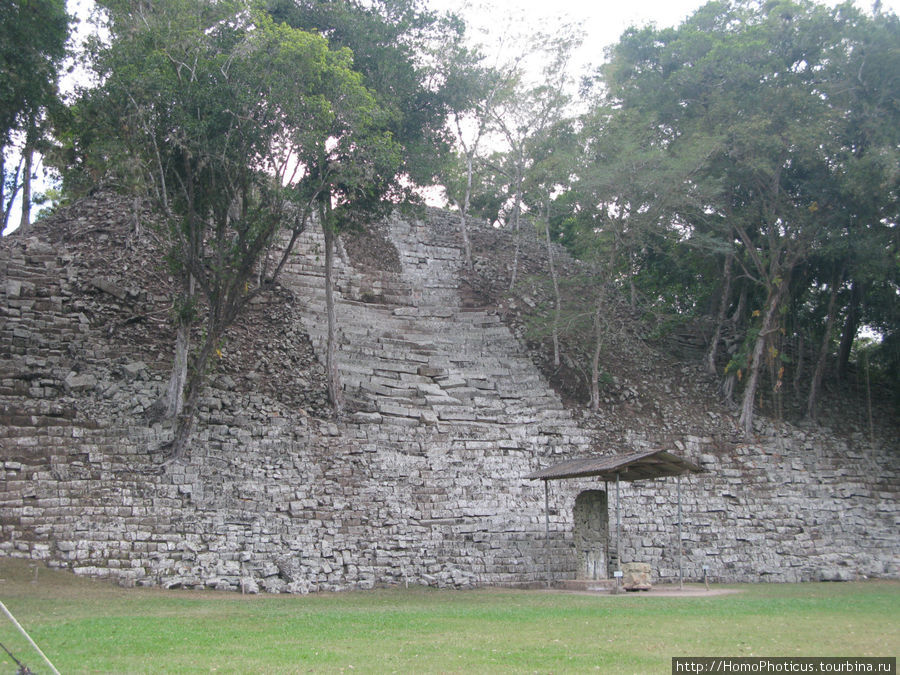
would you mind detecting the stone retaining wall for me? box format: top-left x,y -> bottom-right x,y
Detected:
1,204 -> 897,590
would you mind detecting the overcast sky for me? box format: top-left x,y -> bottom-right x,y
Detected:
4,0 -> 896,234
429,0 -> 898,79
433,0 -> 897,40
432,0 -> 719,49
62,0 -> 900,82
55,0 -> 900,98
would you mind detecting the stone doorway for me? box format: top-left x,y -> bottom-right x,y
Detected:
573,490 -> 609,579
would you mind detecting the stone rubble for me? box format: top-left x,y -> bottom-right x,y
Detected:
0,193 -> 897,591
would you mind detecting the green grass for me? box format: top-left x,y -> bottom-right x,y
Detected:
1,559 -> 897,674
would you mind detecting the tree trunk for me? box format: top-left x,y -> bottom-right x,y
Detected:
460,153 -> 475,271
730,283 -> 747,326
508,165 -> 522,291
793,332 -> 804,395
719,372 -> 737,406
459,207 -> 472,272
590,295 -> 605,411
323,217 -> 344,415
739,275 -> 790,436
152,276 -> 194,421
807,273 -> 841,421
18,141 -> 33,232
706,253 -> 734,375
167,333 -> 217,461
0,151 -> 6,233
629,275 -> 637,312
836,281 -> 861,382
1,151 -> 22,234
164,320 -> 190,415
543,205 -> 561,368
718,279 -> 747,402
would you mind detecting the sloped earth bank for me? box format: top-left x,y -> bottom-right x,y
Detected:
13,192 -> 894,449
5,191 -> 332,426
460,217 -> 898,449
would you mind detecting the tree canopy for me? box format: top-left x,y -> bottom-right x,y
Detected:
70,0 -> 412,457
576,0 -> 900,431
7,0 -> 897,449
0,0 -> 68,146
0,0 -> 69,232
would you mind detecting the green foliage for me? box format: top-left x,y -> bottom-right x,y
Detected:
465,151 -> 513,225
864,332 -> 900,394
0,0 -> 69,230
0,0 -> 68,145
268,0 -> 459,213
14,0 -> 899,422
59,0 -> 406,453
574,0 -> 900,419
89,0 -> 367,272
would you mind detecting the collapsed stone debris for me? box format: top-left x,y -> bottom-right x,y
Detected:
1,192 -> 897,591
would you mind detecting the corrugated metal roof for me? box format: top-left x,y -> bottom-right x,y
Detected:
525,449 -> 702,482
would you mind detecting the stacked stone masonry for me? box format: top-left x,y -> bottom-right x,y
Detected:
1,206 -> 897,592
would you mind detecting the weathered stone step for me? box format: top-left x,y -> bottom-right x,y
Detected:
280,209 -> 578,440
552,579 -> 618,592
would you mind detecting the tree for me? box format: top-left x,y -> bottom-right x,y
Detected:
0,0 -> 69,233
83,0 -> 382,458
485,28 -> 581,292
568,99 -> 709,409
439,48 -> 515,270
520,117 -> 580,369
826,6 -> 900,387
269,0 -> 465,414
597,0 -> 900,434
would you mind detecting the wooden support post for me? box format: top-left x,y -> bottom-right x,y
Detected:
677,473 -> 683,590
544,479 -> 550,587
604,479 -> 609,577
615,472 -> 622,593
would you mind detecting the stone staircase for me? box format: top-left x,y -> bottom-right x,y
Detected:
277,211 -> 592,585
281,213 -> 586,447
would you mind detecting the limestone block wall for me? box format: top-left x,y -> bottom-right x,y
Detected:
617,431 -> 898,583
1,389 -> 577,592
0,213 -> 583,591
545,431 -> 898,584
1,204 -> 898,591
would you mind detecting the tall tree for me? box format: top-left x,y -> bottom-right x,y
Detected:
488,28 -> 581,291
269,0 -> 464,414
521,117 -> 579,369
437,38 -> 519,270
569,101 -> 708,409
597,0 -> 899,434
827,6 -> 900,386
0,0 -> 69,233
84,0 -> 381,457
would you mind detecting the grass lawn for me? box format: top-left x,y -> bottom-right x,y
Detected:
0,558 -> 897,674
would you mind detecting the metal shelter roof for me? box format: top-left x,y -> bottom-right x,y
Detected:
525,449 -> 702,482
